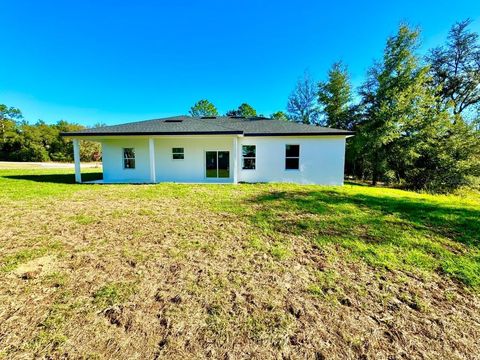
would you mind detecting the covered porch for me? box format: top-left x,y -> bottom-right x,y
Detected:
72,135 -> 241,184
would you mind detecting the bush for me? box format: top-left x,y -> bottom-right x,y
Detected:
11,144 -> 50,162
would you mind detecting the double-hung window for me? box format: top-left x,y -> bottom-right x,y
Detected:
172,147 -> 184,160
285,145 -> 299,170
123,148 -> 135,169
242,145 -> 256,170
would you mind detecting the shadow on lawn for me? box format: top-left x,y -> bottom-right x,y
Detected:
248,189 -> 480,248
2,172 -> 103,184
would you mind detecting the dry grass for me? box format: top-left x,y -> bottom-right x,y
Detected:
0,168 -> 479,359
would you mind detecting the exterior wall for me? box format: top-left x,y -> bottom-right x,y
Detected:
154,136 -> 234,183
100,135 -> 346,185
101,136 -> 235,183
238,136 -> 346,185
102,138 -> 151,183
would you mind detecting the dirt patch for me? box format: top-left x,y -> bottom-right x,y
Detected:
11,255 -> 57,279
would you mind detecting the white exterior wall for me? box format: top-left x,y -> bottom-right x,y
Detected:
238,136 -> 346,185
100,135 -> 346,185
101,136 -> 235,183
154,136 -> 234,183
102,138 -> 151,183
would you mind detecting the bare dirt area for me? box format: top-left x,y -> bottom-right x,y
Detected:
0,171 -> 479,359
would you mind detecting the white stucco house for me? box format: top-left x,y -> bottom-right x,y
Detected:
61,116 -> 354,185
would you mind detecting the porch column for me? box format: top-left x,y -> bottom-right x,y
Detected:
149,137 -> 156,183
73,138 -> 81,183
232,136 -> 238,184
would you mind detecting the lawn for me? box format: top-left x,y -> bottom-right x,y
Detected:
0,168 -> 479,359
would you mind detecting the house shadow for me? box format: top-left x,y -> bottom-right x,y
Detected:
3,172 -> 103,184
246,187 -> 480,248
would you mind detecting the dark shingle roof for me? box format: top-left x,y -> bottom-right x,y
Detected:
61,116 -> 354,137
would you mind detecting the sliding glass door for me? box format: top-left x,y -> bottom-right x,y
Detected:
206,151 -> 230,178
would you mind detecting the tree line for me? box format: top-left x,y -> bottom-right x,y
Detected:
188,20 -> 480,193
0,105 -> 101,162
2,20 -> 479,192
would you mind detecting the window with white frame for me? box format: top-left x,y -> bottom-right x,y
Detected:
123,148 -> 135,169
285,144 -> 299,170
242,145 -> 256,170
172,147 -> 184,160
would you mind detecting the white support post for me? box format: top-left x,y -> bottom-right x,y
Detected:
73,138 -> 81,183
232,136 -> 238,184
149,137 -> 156,183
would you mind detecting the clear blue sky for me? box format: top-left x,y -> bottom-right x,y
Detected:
1,0 -> 479,126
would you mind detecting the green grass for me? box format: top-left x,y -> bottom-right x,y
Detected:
0,168 -> 103,200
1,167 -> 479,358
247,185 -> 480,288
93,281 -> 137,307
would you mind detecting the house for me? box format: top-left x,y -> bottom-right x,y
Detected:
61,116 -> 354,184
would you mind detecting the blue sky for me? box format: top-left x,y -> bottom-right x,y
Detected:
1,0 -> 479,126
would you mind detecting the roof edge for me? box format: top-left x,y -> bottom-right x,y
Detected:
244,131 -> 355,137
60,130 -> 244,137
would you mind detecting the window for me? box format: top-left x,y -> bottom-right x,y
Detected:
242,145 -> 256,170
123,148 -> 135,169
285,145 -> 299,170
172,147 -> 184,160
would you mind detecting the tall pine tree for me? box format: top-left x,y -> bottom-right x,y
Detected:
318,62 -> 353,129
357,25 -> 448,185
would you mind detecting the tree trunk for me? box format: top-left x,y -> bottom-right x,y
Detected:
371,151 -> 379,186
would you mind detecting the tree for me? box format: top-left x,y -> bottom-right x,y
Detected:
318,62 -> 353,129
189,99 -> 218,117
270,111 -> 288,121
225,103 -> 257,117
0,104 -> 102,162
50,121 -> 101,162
0,104 -> 22,142
0,104 -> 23,159
427,19 -> 480,119
404,117 -> 480,192
357,25 -> 446,185
286,71 -> 320,124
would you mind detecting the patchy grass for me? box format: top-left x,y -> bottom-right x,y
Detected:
0,168 -> 479,359
1,242 -> 63,272
93,282 -> 138,307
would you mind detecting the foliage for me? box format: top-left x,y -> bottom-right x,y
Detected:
427,19 -> 480,119
0,105 -> 101,162
286,71 -> 320,124
318,62 -> 354,129
270,111 -> 288,121
189,99 -> 219,117
355,25 -> 439,184
0,104 -> 22,140
347,24 -> 480,192
404,118 -> 480,192
225,103 -> 257,117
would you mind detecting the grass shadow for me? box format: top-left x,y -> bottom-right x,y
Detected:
246,188 -> 480,287
249,189 -> 479,247
3,172 -> 103,184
